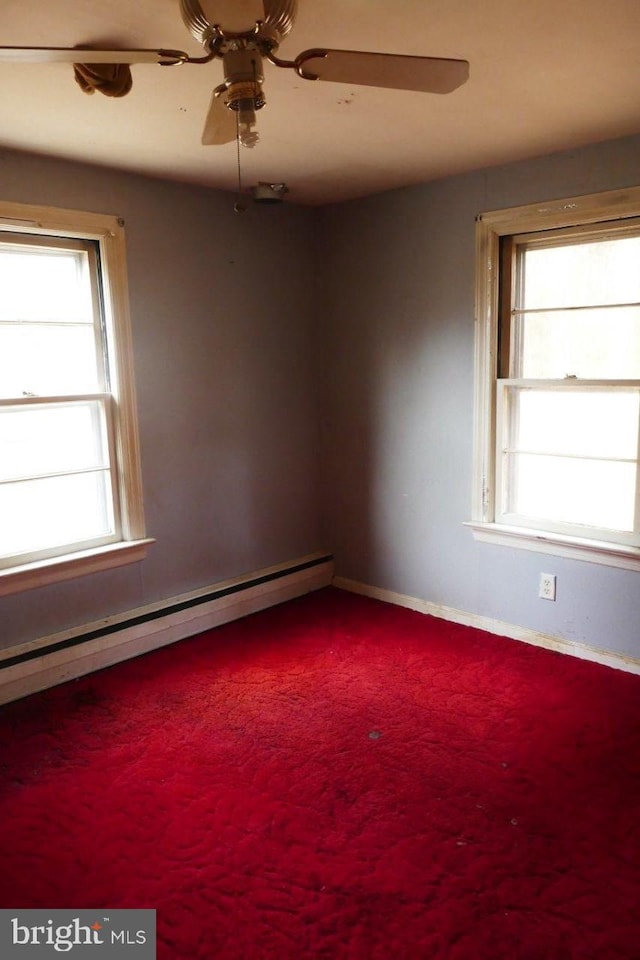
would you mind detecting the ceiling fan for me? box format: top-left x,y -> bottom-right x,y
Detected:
0,0 -> 469,149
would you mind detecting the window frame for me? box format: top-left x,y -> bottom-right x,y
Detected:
468,185 -> 640,571
0,200 -> 152,595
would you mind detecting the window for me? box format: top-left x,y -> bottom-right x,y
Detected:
0,201 -> 151,595
469,186 -> 640,570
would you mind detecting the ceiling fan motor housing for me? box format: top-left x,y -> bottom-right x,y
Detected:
222,48 -> 265,107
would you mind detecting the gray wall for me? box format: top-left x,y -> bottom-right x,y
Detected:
0,150 -> 323,648
319,134 -> 640,658
3,133 -> 640,659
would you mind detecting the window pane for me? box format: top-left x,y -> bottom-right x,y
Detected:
508,453 -> 636,531
0,401 -> 110,482
0,471 -> 114,560
520,306 -> 640,378
0,323 -> 101,398
0,245 -> 94,323
521,235 -> 640,310
512,388 -> 640,460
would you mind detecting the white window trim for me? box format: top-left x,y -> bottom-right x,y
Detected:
0,199 -> 153,594
468,184 -> 640,571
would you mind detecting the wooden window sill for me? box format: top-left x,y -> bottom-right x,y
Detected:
0,539 -> 155,597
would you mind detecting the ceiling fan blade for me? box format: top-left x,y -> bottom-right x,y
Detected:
296,49 -> 469,94
0,46 -> 188,65
198,0 -> 265,32
201,91 -> 237,145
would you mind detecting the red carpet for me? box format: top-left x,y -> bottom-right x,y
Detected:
1,587 -> 640,959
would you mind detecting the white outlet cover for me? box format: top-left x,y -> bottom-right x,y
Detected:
539,573 -> 556,601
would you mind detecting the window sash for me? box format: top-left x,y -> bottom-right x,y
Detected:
498,217 -> 640,380
495,214 -> 640,544
0,230 -> 122,570
495,380 -> 640,546
0,232 -> 107,398
0,394 -> 121,568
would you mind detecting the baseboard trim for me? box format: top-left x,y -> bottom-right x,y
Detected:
0,553 -> 333,705
333,575 -> 640,676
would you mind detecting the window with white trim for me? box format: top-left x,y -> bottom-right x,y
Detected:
470,186 -> 640,570
0,202 -> 150,595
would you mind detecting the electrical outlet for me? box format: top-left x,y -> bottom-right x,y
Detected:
539,573 -> 556,601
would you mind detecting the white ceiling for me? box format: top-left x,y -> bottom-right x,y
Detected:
1,0 -> 640,205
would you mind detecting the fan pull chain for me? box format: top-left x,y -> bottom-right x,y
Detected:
234,112 -> 247,214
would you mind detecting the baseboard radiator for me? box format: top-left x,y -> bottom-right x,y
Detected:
0,553 -> 333,706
